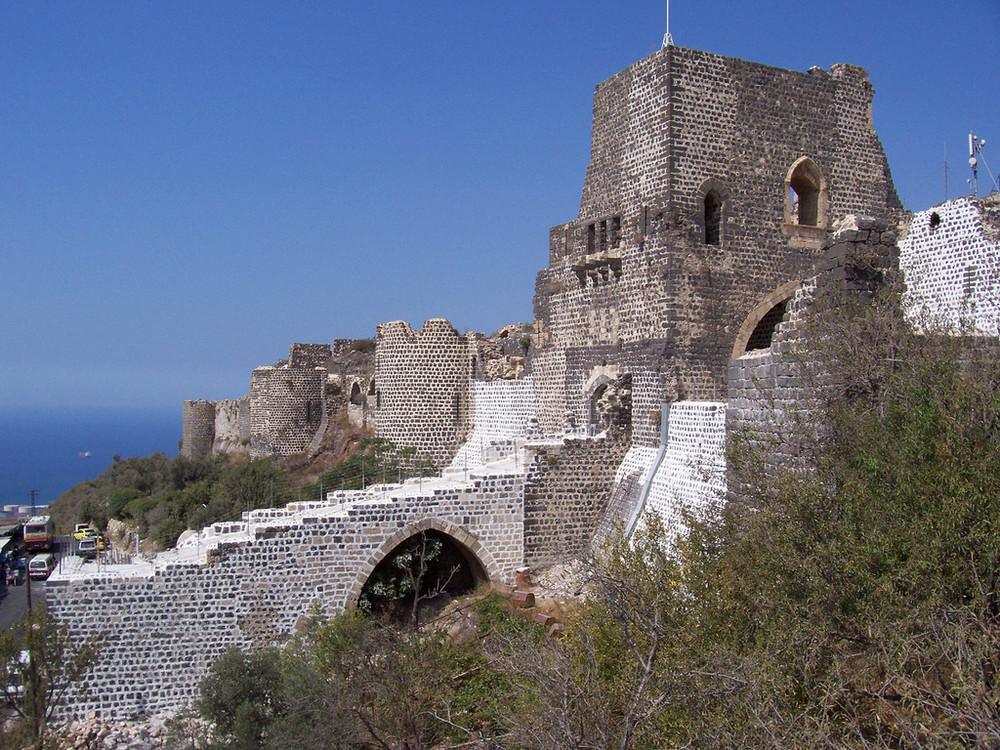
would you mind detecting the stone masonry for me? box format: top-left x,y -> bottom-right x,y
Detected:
48,463 -> 525,719
531,46 -> 903,445
85,42 -> 998,724
373,319 -> 476,470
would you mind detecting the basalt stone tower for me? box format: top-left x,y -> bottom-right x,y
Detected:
530,45 -> 903,446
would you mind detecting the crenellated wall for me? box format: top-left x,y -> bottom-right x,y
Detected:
47,465 -> 525,719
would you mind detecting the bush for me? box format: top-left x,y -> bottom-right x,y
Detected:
108,488 -> 144,520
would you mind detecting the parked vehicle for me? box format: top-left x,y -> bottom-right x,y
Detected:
27,553 -> 55,580
22,516 -> 54,552
73,523 -> 98,540
78,537 -> 100,559
4,651 -> 30,702
5,558 -> 25,586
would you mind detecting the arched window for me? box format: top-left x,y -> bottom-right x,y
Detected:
696,178 -> 728,246
349,382 -> 364,406
785,157 -> 826,228
704,190 -> 722,245
745,301 -> 787,352
731,280 -> 801,359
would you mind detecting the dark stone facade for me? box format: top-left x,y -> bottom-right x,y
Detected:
530,46 -> 903,446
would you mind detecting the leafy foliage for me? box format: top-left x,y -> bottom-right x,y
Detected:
0,607 -> 104,749
48,438 -> 434,555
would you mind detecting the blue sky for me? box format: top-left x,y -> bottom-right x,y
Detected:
3,1 -> 998,412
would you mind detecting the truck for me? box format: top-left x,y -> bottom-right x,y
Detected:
22,516 -> 54,552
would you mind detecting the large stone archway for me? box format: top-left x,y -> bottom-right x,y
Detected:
345,517 -> 499,610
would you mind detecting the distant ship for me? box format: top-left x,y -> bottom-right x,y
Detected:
78,451 -> 92,458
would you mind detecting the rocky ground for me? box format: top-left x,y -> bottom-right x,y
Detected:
20,711 -> 211,750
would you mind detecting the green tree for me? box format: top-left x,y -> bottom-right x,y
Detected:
0,607 -> 104,749
197,647 -> 283,750
672,281 -> 1000,748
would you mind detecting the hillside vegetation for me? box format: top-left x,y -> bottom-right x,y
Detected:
49,438 -> 433,553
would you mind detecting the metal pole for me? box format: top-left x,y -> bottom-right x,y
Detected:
662,0 -> 674,47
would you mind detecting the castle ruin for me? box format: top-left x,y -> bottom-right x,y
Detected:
47,45 -> 998,719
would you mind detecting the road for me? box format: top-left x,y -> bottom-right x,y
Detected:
0,536 -> 68,630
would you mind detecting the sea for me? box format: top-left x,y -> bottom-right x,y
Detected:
0,406 -> 181,512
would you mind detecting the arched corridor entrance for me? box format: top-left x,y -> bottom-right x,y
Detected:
357,528 -> 488,625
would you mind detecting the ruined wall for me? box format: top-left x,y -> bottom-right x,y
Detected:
288,343 -> 331,369
249,366 -> 325,457
531,45 -> 902,440
522,435 -> 629,565
728,217 -> 901,474
899,195 -> 1000,335
214,397 -> 249,453
47,467 -> 524,719
373,319 -> 475,469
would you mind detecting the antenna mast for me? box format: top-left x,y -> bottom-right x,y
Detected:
662,0 -> 674,48
969,132 -> 981,197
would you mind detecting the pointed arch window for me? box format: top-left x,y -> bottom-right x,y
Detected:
782,157 -> 828,249
784,157 -> 827,228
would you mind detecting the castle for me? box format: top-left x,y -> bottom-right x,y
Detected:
46,45 -> 999,719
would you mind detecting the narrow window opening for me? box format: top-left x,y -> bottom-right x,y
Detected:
704,191 -> 722,245
586,223 -> 596,254
789,167 -> 820,226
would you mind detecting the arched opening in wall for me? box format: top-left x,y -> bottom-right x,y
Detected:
704,190 -> 722,245
349,382 -> 364,406
589,383 -> 609,432
358,530 -> 487,626
786,158 -> 825,227
745,300 -> 788,352
731,280 -> 800,359
367,380 -> 376,397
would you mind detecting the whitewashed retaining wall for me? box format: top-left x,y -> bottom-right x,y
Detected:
643,402 -> 727,540
46,466 -> 524,720
899,197 -> 1000,335
447,378 -> 536,472
602,401 -> 726,545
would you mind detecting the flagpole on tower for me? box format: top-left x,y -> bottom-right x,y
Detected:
662,0 -> 674,47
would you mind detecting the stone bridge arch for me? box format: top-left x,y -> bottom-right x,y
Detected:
345,517 -> 500,609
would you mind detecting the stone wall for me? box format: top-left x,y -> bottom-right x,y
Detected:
522,435 -> 629,566
641,401 -> 726,540
249,366 -> 325,457
448,378 -> 536,473
727,217 -> 901,475
899,195 -> 1000,335
213,397 -> 249,453
530,45 -> 903,439
180,400 -> 215,460
373,319 -> 475,469
288,343 -> 331,369
46,465 -> 525,719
